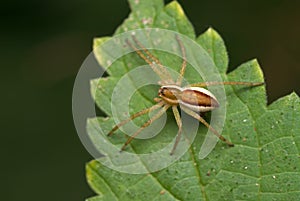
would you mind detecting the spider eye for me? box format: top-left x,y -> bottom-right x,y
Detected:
158,87 -> 165,96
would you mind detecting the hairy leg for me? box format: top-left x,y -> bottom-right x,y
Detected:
121,105 -> 170,151
189,81 -> 264,87
170,106 -> 183,155
175,35 -> 187,86
181,107 -> 234,147
108,101 -> 164,136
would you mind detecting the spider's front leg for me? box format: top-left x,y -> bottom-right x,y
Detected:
107,101 -> 164,137
120,105 -> 170,151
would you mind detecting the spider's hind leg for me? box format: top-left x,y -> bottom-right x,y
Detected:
181,107 -> 234,147
190,81 -> 265,88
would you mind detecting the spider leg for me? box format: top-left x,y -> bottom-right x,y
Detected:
175,35 -> 187,86
170,106 -> 183,155
189,81 -> 264,87
131,35 -> 174,83
121,105 -> 170,151
107,101 -> 164,136
126,37 -> 173,84
181,107 -> 234,147
125,39 -> 162,79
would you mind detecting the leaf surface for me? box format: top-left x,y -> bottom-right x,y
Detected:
86,0 -> 300,200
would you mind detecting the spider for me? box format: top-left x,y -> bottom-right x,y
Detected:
107,34 -> 264,155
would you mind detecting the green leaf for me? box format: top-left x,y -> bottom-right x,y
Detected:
196,27 -> 228,74
86,0 -> 300,200
115,0 -> 195,38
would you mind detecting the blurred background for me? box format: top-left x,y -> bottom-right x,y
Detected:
1,0 -> 299,200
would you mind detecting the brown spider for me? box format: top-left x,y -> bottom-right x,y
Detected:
107,34 -> 264,155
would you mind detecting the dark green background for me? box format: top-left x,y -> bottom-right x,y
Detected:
1,0 -> 299,200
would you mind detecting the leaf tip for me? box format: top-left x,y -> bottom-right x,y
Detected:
205,27 -> 222,39
197,26 -> 228,73
86,160 -> 96,181
90,78 -> 100,100
166,1 -> 185,17
93,37 -> 111,50
249,58 -> 265,82
289,91 -> 300,99
93,38 -> 102,50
